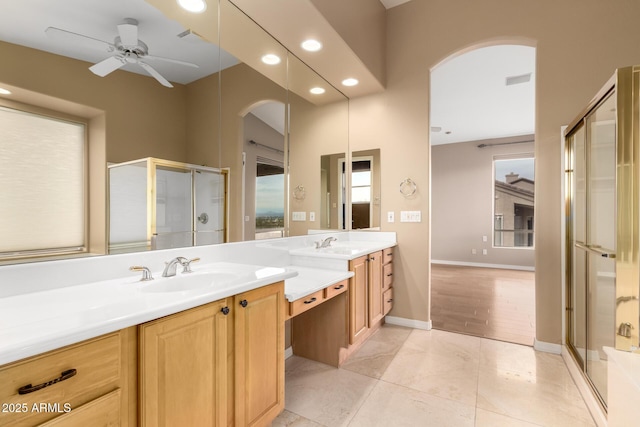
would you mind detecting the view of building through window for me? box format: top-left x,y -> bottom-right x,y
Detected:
255,162 -> 284,239
494,157 -> 534,247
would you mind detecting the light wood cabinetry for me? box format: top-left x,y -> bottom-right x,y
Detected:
0,328 -> 135,427
349,255 -> 369,345
368,251 -> 383,326
382,247 -> 394,315
234,282 -> 285,427
139,298 -> 230,427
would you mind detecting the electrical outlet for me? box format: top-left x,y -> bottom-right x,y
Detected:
471,249 -> 477,255
482,235 -> 488,242
482,249 -> 488,255
244,216 -> 250,222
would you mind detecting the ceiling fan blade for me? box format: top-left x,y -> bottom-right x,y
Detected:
145,55 -> 199,69
138,62 -> 173,88
45,27 -> 114,52
117,18 -> 139,46
89,56 -> 125,77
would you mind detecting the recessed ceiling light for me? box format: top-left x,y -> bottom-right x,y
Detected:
310,87 -> 325,95
342,78 -> 359,87
261,54 -> 281,65
0,88 -> 11,95
301,39 -> 322,52
177,0 -> 207,13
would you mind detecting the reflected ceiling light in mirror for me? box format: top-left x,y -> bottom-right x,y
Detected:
342,78 -> 359,87
310,87 -> 325,95
301,39 -> 322,52
0,88 -> 11,95
177,0 -> 207,13
261,54 -> 281,65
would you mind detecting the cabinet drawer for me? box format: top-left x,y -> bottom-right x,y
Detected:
289,290 -> 324,317
38,388 -> 121,427
383,288 -> 394,316
383,263 -> 393,290
383,247 -> 394,265
0,332 -> 123,427
324,280 -> 348,300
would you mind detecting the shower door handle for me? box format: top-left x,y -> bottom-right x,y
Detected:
575,242 -> 616,258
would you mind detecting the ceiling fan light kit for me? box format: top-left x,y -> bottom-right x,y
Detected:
45,18 -> 199,88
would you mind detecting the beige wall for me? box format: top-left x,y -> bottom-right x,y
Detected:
309,0 -> 386,85
347,0 -> 640,344
289,92 -> 349,236
431,137 -> 535,267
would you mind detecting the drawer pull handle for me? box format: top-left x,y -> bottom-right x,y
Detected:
239,299 -> 248,308
221,306 -> 230,315
18,369 -> 77,395
303,297 -> 317,304
387,299 -> 394,303
334,284 -> 345,290
386,273 -> 393,277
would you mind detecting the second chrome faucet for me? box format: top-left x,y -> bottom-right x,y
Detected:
162,257 -> 200,277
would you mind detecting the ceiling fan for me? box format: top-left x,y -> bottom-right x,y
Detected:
45,18 -> 199,88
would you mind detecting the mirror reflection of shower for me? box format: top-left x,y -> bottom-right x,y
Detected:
242,101 -> 286,240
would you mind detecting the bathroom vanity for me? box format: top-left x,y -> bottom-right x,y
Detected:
0,232 -> 396,426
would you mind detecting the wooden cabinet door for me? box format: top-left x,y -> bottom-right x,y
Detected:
368,251 -> 383,325
234,282 -> 284,427
349,255 -> 369,345
139,299 -> 230,427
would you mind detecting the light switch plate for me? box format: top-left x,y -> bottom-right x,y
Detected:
292,211 -> 306,221
309,212 -> 315,221
387,211 -> 395,223
400,211 -> 422,222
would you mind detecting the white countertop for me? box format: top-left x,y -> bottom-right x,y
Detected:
284,266 -> 354,301
604,346 -> 640,390
0,262 -> 296,365
0,231 -> 397,366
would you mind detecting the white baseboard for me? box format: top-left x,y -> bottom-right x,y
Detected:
561,346 -> 607,427
385,316 -> 432,330
431,259 -> 535,272
285,346 -> 293,359
533,339 -> 562,354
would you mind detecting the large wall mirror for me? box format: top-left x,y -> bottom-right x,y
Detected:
0,0 -> 350,264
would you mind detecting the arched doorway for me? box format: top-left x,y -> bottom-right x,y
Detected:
429,44 -> 537,345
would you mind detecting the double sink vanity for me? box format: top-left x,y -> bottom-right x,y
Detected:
0,231 -> 396,426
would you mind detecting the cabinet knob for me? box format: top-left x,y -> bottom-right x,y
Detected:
239,299 -> 248,308
221,306 -> 230,315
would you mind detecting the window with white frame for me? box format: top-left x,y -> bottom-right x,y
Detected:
0,105 -> 86,259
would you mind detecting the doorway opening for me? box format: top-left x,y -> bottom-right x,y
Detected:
429,44 -> 537,346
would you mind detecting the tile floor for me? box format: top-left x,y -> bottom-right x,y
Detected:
273,325 -> 596,427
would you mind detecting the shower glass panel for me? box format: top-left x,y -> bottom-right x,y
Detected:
156,166 -> 193,249
108,158 -> 227,254
194,170 -> 226,246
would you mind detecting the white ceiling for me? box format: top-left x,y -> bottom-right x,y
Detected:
379,0 -> 412,9
430,45 -> 536,145
0,0 -> 237,85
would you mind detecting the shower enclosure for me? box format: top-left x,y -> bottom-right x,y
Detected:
564,66 -> 640,410
108,157 -> 227,254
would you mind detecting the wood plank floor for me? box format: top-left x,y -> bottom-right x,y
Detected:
430,264 -> 536,346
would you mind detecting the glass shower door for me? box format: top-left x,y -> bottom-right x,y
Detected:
154,166 -> 193,250
567,91 -> 616,407
194,170 -> 226,245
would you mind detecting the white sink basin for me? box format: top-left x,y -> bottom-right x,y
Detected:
139,272 -> 238,293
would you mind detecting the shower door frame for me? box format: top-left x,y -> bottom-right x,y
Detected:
564,65 -> 640,411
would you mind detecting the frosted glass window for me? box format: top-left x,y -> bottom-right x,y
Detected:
0,106 -> 85,256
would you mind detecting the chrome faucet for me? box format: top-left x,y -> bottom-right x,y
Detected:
162,256 -> 200,277
162,257 -> 187,277
315,237 -> 337,249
